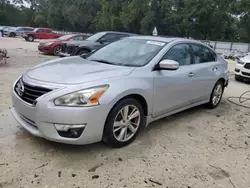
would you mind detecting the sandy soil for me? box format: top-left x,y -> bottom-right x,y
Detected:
0,37 -> 250,188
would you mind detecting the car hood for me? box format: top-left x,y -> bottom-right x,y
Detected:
39,39 -> 60,45
26,56 -> 135,84
240,55 -> 250,63
63,40 -> 97,47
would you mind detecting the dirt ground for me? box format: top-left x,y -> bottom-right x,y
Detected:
0,37 -> 250,188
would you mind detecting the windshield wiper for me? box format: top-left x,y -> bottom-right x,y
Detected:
91,59 -> 116,65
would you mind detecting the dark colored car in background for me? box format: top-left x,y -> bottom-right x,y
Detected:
38,34 -> 90,55
23,28 -> 65,42
59,31 -> 136,57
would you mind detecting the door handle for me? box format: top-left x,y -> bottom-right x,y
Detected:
188,72 -> 195,77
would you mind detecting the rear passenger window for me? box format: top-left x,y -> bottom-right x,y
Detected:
161,44 -> 191,66
191,44 -> 216,64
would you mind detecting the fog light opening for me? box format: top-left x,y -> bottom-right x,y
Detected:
55,124 -> 86,138
235,68 -> 240,73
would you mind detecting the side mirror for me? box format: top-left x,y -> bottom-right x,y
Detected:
157,59 -> 179,70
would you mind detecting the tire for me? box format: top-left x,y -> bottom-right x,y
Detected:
207,80 -> 224,109
27,35 -> 34,42
76,49 -> 90,56
235,75 -> 243,82
103,98 -> 145,148
53,45 -> 62,56
9,32 -> 16,37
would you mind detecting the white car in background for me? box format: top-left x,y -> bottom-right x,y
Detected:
235,55 -> 250,81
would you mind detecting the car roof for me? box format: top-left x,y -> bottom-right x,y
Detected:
128,35 -> 208,45
35,28 -> 51,30
102,31 -> 137,36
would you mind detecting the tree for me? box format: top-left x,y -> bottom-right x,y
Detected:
34,14 -> 47,26
0,0 -> 249,43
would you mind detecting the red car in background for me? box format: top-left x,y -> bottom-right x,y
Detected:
23,28 -> 65,42
38,34 -> 89,55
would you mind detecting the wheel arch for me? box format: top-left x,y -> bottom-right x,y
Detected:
75,46 -> 92,55
217,77 -> 225,84
10,32 -> 16,36
111,94 -> 149,116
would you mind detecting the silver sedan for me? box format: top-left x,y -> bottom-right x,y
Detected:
11,36 -> 229,147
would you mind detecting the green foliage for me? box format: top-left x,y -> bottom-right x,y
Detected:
33,14 -> 47,26
0,0 -> 250,42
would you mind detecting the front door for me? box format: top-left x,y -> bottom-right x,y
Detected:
36,29 -> 45,39
153,43 -> 197,118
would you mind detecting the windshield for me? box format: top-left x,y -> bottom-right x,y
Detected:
58,34 -> 74,40
87,38 -> 166,67
85,32 -> 105,42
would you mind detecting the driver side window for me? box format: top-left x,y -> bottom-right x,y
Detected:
37,29 -> 45,33
161,44 -> 191,66
100,34 -> 117,43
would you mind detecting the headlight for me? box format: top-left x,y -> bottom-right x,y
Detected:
54,85 -> 109,107
237,59 -> 244,65
43,42 -> 53,46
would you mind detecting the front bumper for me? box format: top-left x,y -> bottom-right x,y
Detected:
235,63 -> 250,80
38,45 -> 52,54
11,89 -> 111,145
59,52 -> 70,57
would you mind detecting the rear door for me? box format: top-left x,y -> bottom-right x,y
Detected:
189,43 -> 220,102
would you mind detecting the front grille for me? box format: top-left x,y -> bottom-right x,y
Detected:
244,63 -> 250,70
15,79 -> 52,105
61,44 -> 67,53
242,72 -> 250,77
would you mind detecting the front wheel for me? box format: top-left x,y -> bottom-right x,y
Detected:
9,32 -> 16,37
76,49 -> 90,56
53,45 -> 62,56
103,98 -> 145,148
207,80 -> 224,109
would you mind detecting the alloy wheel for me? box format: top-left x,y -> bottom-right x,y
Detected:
113,105 -> 141,142
212,84 -> 223,106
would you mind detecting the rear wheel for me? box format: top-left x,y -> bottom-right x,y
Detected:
103,98 -> 145,148
53,45 -> 62,56
207,80 -> 224,109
